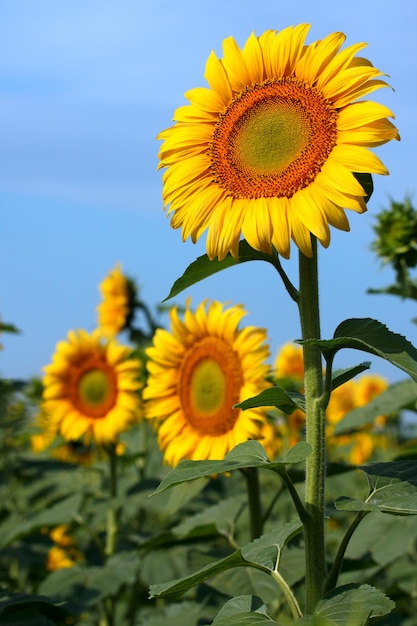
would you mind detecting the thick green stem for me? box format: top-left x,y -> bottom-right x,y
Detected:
298,239 -> 327,612
242,467 -> 263,540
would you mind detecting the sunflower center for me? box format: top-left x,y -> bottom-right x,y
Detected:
179,336 -> 243,435
72,361 -> 118,418
210,77 -> 338,199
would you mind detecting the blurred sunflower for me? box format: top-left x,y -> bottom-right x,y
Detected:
274,342 -> 305,381
158,24 -> 399,260
42,330 -> 142,446
46,525 -> 82,571
143,300 -> 271,465
97,263 -> 136,337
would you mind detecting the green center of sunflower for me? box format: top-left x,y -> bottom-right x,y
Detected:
233,100 -> 309,176
179,336 -> 243,436
73,363 -> 118,418
210,77 -> 338,199
190,358 -> 226,414
79,370 -> 111,406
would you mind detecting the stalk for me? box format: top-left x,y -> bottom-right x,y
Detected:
298,238 -> 327,612
242,467 -> 263,540
100,444 -> 120,626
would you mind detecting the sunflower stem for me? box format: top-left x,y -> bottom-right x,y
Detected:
100,444 -> 120,626
105,444 -> 119,557
242,467 -> 263,540
298,238 -> 327,612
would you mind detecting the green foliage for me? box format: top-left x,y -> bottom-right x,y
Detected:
150,521 -> 302,599
303,317 -> 417,382
152,441 -> 312,495
163,240 -> 284,302
354,173 -> 374,204
0,592 -> 71,625
335,461 -> 417,514
313,584 -> 394,625
236,388 -> 305,414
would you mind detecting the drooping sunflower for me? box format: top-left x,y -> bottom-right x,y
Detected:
143,300 -> 271,465
158,24 -> 399,260
42,330 -> 142,446
97,263 -> 136,337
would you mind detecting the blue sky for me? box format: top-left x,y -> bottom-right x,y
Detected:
1,0 -> 416,383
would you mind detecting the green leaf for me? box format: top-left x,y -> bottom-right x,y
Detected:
208,611 -> 278,625
39,553 -> 142,614
296,618 -> 334,626
149,520 -> 302,599
135,602 -> 211,626
0,493 -> 83,549
152,441 -> 312,495
0,592 -> 70,625
314,584 -> 394,625
163,240 -> 280,301
334,379 -> 417,434
303,318 -> 417,382
335,461 -> 417,514
345,510 -> 417,568
236,387 -> 305,414
205,596 -> 277,626
368,282 -> 417,301
171,494 -> 246,538
330,363 -> 371,392
353,172 -> 373,204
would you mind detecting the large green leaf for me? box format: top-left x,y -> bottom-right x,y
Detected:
149,520 -> 302,599
152,441 -> 312,495
313,584 -> 394,625
334,379 -> 417,434
303,318 -> 417,382
163,240 -> 281,301
335,461 -> 417,514
236,387 -> 305,414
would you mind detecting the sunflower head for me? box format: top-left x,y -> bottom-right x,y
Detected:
372,198 -> 417,289
42,329 -> 143,446
274,342 -> 305,382
143,300 -> 271,465
97,263 -> 137,337
159,25 -> 399,260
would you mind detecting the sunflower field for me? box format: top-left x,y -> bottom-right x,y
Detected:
2,22 -> 417,626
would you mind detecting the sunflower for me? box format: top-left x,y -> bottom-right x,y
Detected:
46,526 -> 82,572
97,263 -> 135,337
274,342 -> 305,380
158,24 -> 399,260
42,330 -> 142,446
143,300 -> 271,465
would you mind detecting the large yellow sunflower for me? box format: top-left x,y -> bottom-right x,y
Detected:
158,24 -> 399,260
42,330 -> 142,446
143,300 -> 271,465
